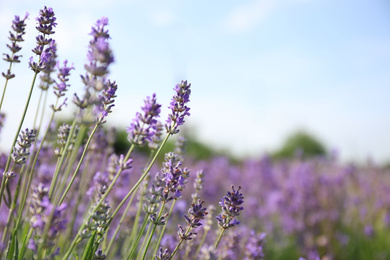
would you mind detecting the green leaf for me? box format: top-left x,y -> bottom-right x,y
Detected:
81,231 -> 97,260
6,233 -> 18,260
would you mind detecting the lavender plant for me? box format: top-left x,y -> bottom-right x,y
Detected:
3,4 -> 388,260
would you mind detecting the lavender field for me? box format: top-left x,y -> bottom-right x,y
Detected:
0,5 -> 389,260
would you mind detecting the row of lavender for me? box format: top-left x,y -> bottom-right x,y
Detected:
0,6 -> 248,260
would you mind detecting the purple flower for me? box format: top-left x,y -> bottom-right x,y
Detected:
184,200 -> 208,229
89,17 -> 110,41
165,80 -> 191,134
82,18 -> 113,86
155,248 -> 171,260
29,183 -> 67,249
244,231 -> 266,260
2,12 -> 29,79
10,128 -> 35,166
127,93 -> 161,146
35,6 -> 57,35
96,80 -> 118,124
216,186 -> 244,229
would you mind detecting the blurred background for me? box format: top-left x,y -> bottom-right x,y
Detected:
0,0 -> 389,164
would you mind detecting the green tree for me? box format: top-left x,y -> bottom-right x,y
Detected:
272,131 -> 327,159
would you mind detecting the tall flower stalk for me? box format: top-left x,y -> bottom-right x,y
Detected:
1,12 -> 29,110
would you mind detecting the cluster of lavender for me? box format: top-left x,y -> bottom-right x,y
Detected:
0,6 -> 251,260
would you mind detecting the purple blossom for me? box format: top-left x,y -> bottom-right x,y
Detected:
184,200 -> 208,229
35,6 -> 57,35
244,231 -> 266,260
165,80 -> 191,134
127,93 -> 161,146
89,17 -> 110,40
2,12 -> 29,79
216,186 -> 244,229
80,18 -> 113,94
96,80 -> 118,124
29,183 -> 67,249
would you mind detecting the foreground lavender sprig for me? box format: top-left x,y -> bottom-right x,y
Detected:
214,186 -> 244,249
29,6 -> 57,73
165,80 -> 191,134
0,128 -> 35,207
168,200 -> 208,259
1,12 -> 29,110
2,12 -> 29,74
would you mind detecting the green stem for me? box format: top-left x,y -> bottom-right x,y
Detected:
1,163 -> 25,244
214,228 -> 225,249
169,225 -> 194,260
57,123 -> 99,205
18,226 -> 34,260
61,144 -> 135,260
105,184 -> 137,254
14,106 -> 56,231
0,62 -> 13,111
32,89 -> 44,131
36,88 -> 49,137
0,71 -> 39,208
195,227 -> 210,257
126,217 -> 148,260
124,182 -> 148,258
48,119 -> 77,199
109,134 -> 170,224
141,202 -> 166,260
153,200 -> 176,257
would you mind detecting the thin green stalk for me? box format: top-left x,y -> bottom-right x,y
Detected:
1,164 -> 25,244
126,217 -> 148,259
48,119 -> 77,199
168,229 -> 190,260
128,183 -> 148,246
0,71 -> 39,208
214,228 -> 225,249
17,226 -> 34,260
195,227 -> 210,257
109,133 -> 171,224
36,88 -> 49,137
105,186 -> 137,254
153,200 -> 176,256
14,106 -> 56,231
57,123 -> 99,205
105,152 -> 154,255
141,202 -> 166,260
62,144 -> 135,260
64,153 -> 92,243
32,89 -> 44,131
52,124 -> 88,204
137,222 -> 153,259
0,62 -> 13,111
51,151 -> 72,202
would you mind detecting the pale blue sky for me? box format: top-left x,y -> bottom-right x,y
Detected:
0,0 -> 389,163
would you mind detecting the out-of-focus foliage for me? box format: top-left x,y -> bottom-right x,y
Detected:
272,131 -> 327,160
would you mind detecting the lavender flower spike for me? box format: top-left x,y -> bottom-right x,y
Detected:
127,93 -> 161,146
216,185 -> 244,229
165,80 -> 191,134
2,12 -> 29,79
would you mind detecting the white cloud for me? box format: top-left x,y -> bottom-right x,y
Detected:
148,10 -> 176,27
222,0 -> 278,32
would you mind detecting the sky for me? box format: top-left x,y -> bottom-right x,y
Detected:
0,0 -> 389,163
